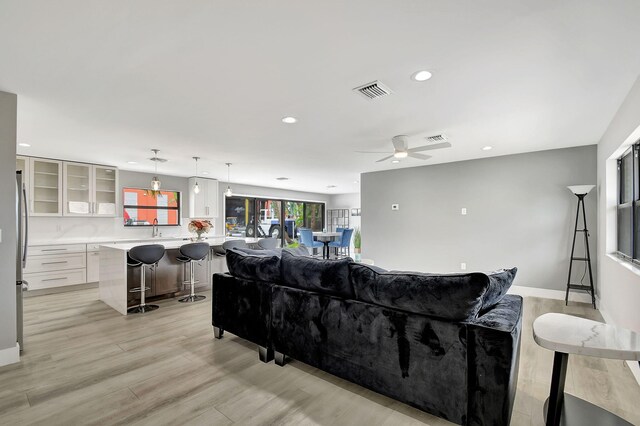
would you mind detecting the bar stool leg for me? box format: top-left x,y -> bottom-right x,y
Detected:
179,260 -> 206,303
128,264 -> 159,314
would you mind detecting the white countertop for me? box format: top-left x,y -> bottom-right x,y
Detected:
100,237 -> 261,251
29,235 -> 230,247
533,313 -> 640,360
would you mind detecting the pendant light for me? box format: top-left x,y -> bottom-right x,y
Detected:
150,149 -> 161,191
224,163 -> 233,197
192,156 -> 201,194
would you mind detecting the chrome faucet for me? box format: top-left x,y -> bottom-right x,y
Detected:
152,218 -> 159,238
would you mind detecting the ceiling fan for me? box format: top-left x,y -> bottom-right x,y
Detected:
357,135 -> 451,163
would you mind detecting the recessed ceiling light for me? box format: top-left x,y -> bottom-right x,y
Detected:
482,146 -> 493,151
391,160 -> 400,164
202,171 -> 209,175
353,180 -> 359,184
18,143 -> 30,147
276,177 -> 289,181
282,116 -> 297,124
411,70 -> 432,82
326,185 -> 337,189
127,161 -> 138,164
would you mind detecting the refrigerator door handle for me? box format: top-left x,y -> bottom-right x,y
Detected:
22,185 -> 29,267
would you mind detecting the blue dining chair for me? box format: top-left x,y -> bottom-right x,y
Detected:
329,228 -> 354,257
299,228 -> 323,256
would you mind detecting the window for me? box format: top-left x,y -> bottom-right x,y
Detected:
224,196 -> 325,245
617,145 -> 639,259
123,188 -> 181,226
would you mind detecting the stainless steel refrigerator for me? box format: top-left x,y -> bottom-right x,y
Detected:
16,171 -> 29,352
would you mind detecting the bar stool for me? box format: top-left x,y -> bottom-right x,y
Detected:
177,242 -> 209,303
127,244 -> 165,314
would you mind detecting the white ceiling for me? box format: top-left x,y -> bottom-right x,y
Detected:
1,1 -> 640,194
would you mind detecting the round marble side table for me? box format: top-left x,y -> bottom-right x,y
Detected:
533,313 -> 640,426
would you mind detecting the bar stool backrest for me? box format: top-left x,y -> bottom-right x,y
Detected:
130,244 -> 165,265
179,242 -> 210,261
257,238 -> 278,250
222,240 -> 248,252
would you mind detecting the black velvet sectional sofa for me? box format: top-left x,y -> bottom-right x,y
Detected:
212,248 -> 522,426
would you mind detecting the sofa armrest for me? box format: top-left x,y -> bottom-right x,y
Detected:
465,294 -> 523,426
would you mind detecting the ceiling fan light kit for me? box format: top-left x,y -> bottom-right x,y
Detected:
358,134 -> 452,163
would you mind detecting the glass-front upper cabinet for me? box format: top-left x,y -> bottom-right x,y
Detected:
63,162 -> 92,216
93,166 -> 117,216
63,163 -> 118,217
30,158 -> 63,216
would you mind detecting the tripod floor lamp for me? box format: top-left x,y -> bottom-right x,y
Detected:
565,185 -> 596,309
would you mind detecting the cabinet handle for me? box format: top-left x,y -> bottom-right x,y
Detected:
42,261 -> 68,265
42,277 -> 67,282
42,249 -> 67,252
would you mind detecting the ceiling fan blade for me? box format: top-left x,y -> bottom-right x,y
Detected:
355,150 -> 393,154
408,142 -> 452,152
376,154 -> 395,163
392,135 -> 409,151
407,152 -> 432,160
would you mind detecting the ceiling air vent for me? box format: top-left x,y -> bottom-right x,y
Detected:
353,80 -> 392,100
425,134 -> 448,143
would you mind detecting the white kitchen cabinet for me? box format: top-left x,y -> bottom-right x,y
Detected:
24,243 -> 87,291
16,156 -> 30,191
63,162 -> 118,217
86,244 -> 100,283
188,177 -> 219,218
30,158 -> 63,216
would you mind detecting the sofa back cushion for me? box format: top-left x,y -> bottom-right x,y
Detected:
350,263 -> 503,321
281,250 -> 354,298
226,248 -> 281,282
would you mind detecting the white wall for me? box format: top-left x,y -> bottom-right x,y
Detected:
597,74 -> 640,332
0,91 -> 18,365
362,145 -> 597,291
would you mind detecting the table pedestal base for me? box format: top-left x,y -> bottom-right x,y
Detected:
544,393 -> 633,426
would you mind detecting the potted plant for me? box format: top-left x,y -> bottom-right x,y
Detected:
353,227 -> 362,262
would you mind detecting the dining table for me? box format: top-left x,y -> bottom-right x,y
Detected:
312,231 -> 342,259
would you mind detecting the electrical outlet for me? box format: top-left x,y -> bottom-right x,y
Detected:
461,208 -> 467,215
391,204 -> 399,211
460,262 -> 467,270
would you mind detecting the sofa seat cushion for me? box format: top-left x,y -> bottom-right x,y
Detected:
350,263 -> 515,321
226,247 -> 281,282
281,250 -> 354,298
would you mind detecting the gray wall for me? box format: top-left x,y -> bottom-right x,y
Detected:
362,145 -> 597,290
0,92 -> 17,352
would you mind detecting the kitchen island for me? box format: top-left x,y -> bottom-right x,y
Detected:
99,237 -> 259,315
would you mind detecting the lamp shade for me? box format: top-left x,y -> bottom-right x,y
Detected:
567,185 -> 595,195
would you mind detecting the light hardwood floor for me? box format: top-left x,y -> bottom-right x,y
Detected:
1,289 -> 639,425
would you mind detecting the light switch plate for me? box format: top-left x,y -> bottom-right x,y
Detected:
391,204 -> 399,211
460,262 -> 467,270
461,208 -> 467,215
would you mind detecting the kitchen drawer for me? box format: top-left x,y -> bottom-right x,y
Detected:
29,244 -> 86,256
25,252 -> 86,274
25,269 -> 87,290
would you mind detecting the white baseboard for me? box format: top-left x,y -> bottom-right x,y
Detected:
508,285 -> 593,304
0,343 -> 20,367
